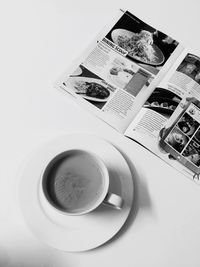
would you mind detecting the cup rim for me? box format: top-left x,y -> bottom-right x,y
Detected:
41,149 -> 109,216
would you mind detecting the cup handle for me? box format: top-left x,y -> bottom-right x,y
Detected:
103,192 -> 123,210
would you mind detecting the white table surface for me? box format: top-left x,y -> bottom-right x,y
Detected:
1,0 -> 200,266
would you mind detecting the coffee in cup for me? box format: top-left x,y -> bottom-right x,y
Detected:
41,150 -> 123,215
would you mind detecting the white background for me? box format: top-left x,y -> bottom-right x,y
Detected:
1,0 -> 200,266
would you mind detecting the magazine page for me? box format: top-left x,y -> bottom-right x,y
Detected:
55,9 -> 182,133
125,49 -> 200,182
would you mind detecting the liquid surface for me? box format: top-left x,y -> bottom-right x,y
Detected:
44,152 -> 106,213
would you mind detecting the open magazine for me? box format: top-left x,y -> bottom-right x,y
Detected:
55,9 -> 200,184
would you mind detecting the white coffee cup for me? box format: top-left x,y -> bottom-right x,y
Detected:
41,149 -> 123,215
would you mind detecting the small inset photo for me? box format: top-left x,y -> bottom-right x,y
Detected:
109,67 -> 135,89
107,57 -> 137,89
176,113 -> 199,137
182,140 -> 200,167
177,53 -> 200,84
165,127 -> 189,153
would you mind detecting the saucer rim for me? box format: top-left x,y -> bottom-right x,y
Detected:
19,134 -> 134,252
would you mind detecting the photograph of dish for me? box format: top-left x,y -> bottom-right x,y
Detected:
111,29 -> 164,66
182,141 -> 200,167
177,113 -> 199,137
144,87 -> 181,117
109,66 -> 135,88
165,127 -> 189,153
105,11 -> 178,71
74,80 -> 110,100
62,65 -> 116,109
67,77 -> 112,102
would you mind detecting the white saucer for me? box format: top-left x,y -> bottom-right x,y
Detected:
19,134 -> 134,252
